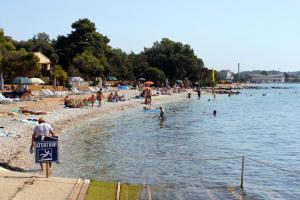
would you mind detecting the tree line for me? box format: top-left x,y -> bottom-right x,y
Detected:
0,18 -> 206,85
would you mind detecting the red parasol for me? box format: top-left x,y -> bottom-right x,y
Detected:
144,81 -> 154,85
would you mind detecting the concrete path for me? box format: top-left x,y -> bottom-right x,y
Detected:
0,167 -> 88,200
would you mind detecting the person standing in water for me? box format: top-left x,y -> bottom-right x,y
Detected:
97,89 -> 104,107
159,105 -> 166,119
197,87 -> 201,98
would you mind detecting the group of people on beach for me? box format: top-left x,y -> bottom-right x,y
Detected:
64,89 -> 127,108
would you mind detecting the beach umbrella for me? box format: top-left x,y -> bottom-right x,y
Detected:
144,87 -> 151,91
138,78 -> 146,82
118,85 -> 129,90
144,81 -> 154,85
107,76 -> 118,81
0,73 -> 4,90
29,78 -> 45,84
12,77 -> 30,85
69,77 -> 84,82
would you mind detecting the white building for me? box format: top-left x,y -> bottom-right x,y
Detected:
249,74 -> 285,83
34,52 -> 52,77
218,70 -> 234,81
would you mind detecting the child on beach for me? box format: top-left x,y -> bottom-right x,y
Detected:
89,95 -> 96,107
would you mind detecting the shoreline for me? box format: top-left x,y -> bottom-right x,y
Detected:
0,89 -> 190,171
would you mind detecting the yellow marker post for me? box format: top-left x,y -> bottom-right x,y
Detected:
212,67 -> 215,97
212,67 -> 215,83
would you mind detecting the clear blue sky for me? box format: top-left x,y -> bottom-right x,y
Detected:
1,0 -> 300,72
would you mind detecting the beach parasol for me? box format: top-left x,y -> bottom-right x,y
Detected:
107,76 -> 118,81
144,87 -> 151,91
138,78 -> 146,82
12,77 -> 31,85
69,77 -> 84,82
29,78 -> 45,84
144,81 -> 154,85
118,85 -> 129,90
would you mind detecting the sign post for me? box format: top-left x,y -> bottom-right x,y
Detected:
35,136 -> 58,178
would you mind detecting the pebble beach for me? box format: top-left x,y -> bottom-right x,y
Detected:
0,89 -> 189,171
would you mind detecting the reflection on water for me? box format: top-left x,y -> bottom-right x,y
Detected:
55,84 -> 300,199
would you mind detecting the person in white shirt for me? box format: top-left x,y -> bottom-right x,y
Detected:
30,117 -> 55,171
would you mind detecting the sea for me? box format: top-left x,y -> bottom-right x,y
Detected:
54,83 -> 300,200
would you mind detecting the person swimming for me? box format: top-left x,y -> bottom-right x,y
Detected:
213,110 -> 217,116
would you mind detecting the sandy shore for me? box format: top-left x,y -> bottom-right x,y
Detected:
0,89 -> 190,171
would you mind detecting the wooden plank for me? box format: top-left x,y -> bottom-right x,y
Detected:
115,182 -> 121,200
67,178 -> 83,200
77,179 -> 90,200
147,185 -> 152,200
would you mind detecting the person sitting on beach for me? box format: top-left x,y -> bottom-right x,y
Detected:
108,92 -> 114,102
30,117 -> 56,171
64,96 -> 70,108
89,94 -> 96,107
19,107 -> 48,115
113,91 -> 119,102
21,89 -> 33,101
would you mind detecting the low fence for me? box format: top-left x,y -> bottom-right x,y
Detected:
51,136 -> 300,190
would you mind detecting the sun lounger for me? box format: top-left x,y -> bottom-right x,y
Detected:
0,130 -> 22,138
0,93 -> 19,102
70,87 -> 81,94
0,93 -> 13,101
88,87 -> 97,92
46,89 -> 57,96
40,89 -> 54,97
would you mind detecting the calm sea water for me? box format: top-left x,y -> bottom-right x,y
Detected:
55,84 -> 300,200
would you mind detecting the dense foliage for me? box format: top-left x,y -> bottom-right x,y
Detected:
0,29 -> 40,80
0,18 -> 207,85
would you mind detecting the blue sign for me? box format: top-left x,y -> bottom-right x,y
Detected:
35,136 -> 58,163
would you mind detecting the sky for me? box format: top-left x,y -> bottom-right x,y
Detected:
1,0 -> 300,72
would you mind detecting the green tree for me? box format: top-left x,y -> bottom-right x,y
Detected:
54,18 -> 110,76
3,49 -> 40,79
107,48 -> 133,80
143,38 -> 204,83
126,52 -> 149,79
72,51 -> 104,80
53,65 -> 68,84
0,29 -> 15,78
144,67 -> 165,82
14,32 -> 58,64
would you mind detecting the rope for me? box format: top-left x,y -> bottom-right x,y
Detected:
97,149 -> 242,161
246,157 -> 300,175
41,137 -> 300,175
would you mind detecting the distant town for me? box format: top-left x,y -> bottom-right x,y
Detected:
217,69 -> 300,83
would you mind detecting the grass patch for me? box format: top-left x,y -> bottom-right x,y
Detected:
85,180 -> 143,200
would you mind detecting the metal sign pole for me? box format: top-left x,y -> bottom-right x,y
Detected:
46,163 -> 49,178
240,156 -> 245,189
